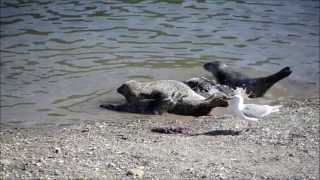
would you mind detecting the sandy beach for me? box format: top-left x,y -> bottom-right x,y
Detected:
0,97 -> 319,179
1,0 -> 319,179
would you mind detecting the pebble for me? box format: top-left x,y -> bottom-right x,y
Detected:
54,170 -> 60,176
107,162 -> 116,168
127,166 -> 145,179
81,129 -> 89,133
54,147 -> 61,154
0,159 -> 12,166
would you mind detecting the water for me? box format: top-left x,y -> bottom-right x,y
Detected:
0,0 -> 319,128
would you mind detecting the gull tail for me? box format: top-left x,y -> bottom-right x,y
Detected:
270,105 -> 282,113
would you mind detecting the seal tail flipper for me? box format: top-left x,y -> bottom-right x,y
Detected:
264,67 -> 292,84
252,67 -> 292,97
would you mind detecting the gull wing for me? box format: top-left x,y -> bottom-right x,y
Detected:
242,104 -> 273,118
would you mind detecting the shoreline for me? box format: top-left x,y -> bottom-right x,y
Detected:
0,97 -> 319,179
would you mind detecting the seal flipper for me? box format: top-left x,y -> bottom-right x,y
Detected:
206,93 -> 229,108
148,91 -> 176,115
192,93 -> 228,116
100,104 -> 120,111
100,91 -> 175,115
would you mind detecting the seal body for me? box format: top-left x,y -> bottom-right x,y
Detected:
117,80 -> 206,104
101,80 -> 228,116
100,90 -> 174,115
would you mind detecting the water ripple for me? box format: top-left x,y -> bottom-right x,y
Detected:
5,43 -> 29,49
64,26 -> 126,33
55,89 -> 112,113
1,29 -> 52,38
48,38 -> 85,44
46,9 -> 84,18
245,2 -> 285,7
246,36 -> 263,42
87,10 -> 111,17
0,13 -> 45,19
0,18 -> 23,25
0,102 -> 36,108
1,50 -> 29,55
55,59 -> 96,69
0,0 -> 318,128
38,51 -> 109,59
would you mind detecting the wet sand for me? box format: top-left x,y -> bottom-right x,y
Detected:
1,97 -> 319,179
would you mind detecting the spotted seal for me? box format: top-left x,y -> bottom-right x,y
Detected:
100,80 -> 228,116
183,77 -> 234,98
100,90 -> 177,115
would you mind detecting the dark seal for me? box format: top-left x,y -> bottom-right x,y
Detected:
203,61 -> 292,97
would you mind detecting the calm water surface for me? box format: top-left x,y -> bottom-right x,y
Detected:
0,0 -> 319,128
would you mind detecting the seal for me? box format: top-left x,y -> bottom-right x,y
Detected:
116,80 -> 205,103
100,80 -> 229,116
183,77 -> 234,98
203,61 -> 292,97
169,92 -> 229,116
100,90 -> 176,115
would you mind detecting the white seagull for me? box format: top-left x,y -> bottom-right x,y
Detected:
228,88 -> 282,121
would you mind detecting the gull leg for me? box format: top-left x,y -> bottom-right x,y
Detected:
238,119 -> 246,131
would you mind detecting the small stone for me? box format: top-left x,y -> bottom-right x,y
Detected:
127,166 -> 144,179
21,163 -> 27,170
0,159 -> 12,166
35,161 -> 42,167
54,147 -> 61,153
54,170 -> 60,176
81,129 -> 89,133
118,134 -> 128,140
107,162 -> 116,168
201,175 -> 207,179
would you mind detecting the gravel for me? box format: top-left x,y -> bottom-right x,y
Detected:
0,97 -> 319,179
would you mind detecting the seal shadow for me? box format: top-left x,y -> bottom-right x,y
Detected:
150,127 -> 242,136
192,129 -> 242,136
